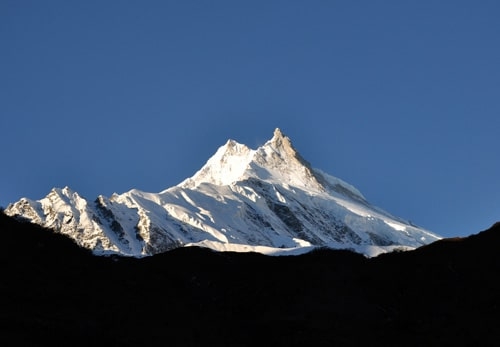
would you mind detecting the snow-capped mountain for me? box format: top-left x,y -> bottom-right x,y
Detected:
5,128 -> 441,257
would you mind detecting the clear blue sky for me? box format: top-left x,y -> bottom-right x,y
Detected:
1,1 -> 499,238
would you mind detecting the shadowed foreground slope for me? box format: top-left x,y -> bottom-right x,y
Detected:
1,212 -> 499,346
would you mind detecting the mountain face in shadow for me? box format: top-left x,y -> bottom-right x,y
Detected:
1,211 -> 499,346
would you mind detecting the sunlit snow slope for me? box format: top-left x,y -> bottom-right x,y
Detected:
5,128 -> 440,257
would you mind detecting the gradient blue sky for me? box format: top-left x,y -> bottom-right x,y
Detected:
1,1 -> 499,238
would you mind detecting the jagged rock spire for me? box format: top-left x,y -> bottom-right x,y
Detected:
270,128 -> 288,146
264,128 -> 313,170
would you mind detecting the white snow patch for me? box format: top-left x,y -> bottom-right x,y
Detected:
384,221 -> 407,232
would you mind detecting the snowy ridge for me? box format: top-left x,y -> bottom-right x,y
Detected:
5,128 -> 441,257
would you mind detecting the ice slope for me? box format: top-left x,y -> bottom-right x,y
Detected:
5,128 -> 441,257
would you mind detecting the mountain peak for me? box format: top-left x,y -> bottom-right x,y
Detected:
5,127 -> 442,258
178,137 -> 255,189
222,138 -> 250,155
267,128 -> 294,153
178,128 -> 323,191
258,128 -> 314,176
271,127 -> 285,141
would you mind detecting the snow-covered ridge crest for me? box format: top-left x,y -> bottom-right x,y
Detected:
179,128 -> 362,198
5,128 -> 441,257
178,138 -> 255,189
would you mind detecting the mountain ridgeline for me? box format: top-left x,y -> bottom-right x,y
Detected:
1,212 -> 499,346
4,128 -> 440,257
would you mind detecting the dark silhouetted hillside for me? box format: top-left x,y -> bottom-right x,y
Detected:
1,212 -> 499,346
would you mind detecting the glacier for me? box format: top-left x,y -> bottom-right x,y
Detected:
5,128 -> 441,257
